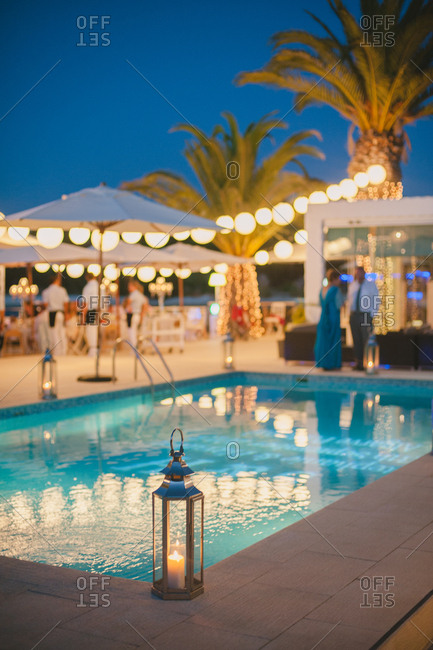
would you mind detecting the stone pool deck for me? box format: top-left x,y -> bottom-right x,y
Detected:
1,454 -> 432,649
1,336 -> 433,648
0,335 -> 431,409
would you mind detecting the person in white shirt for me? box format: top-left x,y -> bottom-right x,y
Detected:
348,266 -> 380,370
123,280 -> 149,348
42,274 -> 69,356
80,272 -> 107,357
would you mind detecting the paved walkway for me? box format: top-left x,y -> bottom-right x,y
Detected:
1,337 -> 432,648
0,335 -> 430,409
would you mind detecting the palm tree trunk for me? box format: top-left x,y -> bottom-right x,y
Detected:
348,130 -> 404,200
217,264 -> 264,339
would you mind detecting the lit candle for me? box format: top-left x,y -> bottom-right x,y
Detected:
167,548 -> 185,589
42,381 -> 52,398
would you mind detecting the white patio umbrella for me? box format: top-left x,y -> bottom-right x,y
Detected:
6,185 -> 220,380
0,242 -> 99,266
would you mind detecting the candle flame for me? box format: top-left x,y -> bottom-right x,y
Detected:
43,381 -> 52,389
169,549 -> 183,562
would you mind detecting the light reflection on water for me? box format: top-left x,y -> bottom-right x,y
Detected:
0,382 -> 430,580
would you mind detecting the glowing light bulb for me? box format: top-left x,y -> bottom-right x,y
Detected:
293,196 -> 309,214
66,264 -> 84,278
172,230 -> 190,241
8,227 -> 29,241
121,232 -> 142,244
144,233 -> 170,248
137,266 -> 156,282
274,240 -> 293,259
254,250 -> 269,265
354,172 -> 369,188
216,215 -> 234,233
294,229 -> 308,245
69,227 -> 90,245
326,184 -> 342,201
272,203 -> 294,225
255,207 -> 272,225
36,228 -> 64,249
308,191 -> 328,204
367,164 -> 387,185
190,228 -> 216,244
91,230 -> 120,252
234,212 -> 256,235
339,179 -> 358,199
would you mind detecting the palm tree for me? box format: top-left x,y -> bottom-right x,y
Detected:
237,0 -> 433,198
122,112 -> 323,337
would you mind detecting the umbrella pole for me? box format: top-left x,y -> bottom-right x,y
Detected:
115,265 -> 120,338
27,263 -> 35,350
78,226 -> 111,382
95,243 -> 103,377
178,274 -> 184,313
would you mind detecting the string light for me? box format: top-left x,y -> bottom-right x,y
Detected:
255,207 -> 272,225
69,227 -> 90,245
308,191 -> 328,204
216,215 -> 234,233
190,228 -> 216,244
173,231 -> 190,241
254,250 -> 269,265
293,197 -> 309,214
272,203 -> 294,225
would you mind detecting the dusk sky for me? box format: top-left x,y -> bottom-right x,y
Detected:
1,0 -> 432,215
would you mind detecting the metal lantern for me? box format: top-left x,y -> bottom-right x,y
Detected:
39,348 -> 58,400
363,392 -> 379,425
364,333 -> 379,375
152,428 -> 204,600
223,332 -> 234,370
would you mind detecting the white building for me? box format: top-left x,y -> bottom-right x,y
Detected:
305,196 -> 433,331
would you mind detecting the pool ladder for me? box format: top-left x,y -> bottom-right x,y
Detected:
111,337 -> 175,393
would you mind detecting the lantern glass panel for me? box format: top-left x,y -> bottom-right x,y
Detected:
167,500 -> 187,590
193,497 -> 204,583
152,494 -> 163,584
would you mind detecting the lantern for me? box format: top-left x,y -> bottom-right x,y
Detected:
39,348 -> 58,400
152,428 -> 204,600
364,334 -> 379,375
223,332 -> 234,370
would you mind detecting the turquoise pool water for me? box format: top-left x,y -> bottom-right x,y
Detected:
0,373 -> 431,581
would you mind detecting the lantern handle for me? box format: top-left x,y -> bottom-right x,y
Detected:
170,427 -> 184,456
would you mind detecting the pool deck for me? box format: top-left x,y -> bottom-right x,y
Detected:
1,336 -> 433,648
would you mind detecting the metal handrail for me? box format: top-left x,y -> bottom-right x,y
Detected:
137,336 -> 175,387
112,337 -> 154,391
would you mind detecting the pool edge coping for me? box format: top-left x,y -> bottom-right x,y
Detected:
1,368 -> 432,420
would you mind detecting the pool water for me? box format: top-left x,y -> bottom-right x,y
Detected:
0,374 -> 431,581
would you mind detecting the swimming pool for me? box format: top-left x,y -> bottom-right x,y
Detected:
0,372 -> 431,581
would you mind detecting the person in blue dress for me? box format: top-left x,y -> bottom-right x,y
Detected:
314,269 -> 344,371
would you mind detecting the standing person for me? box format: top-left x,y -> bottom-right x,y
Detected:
348,266 -> 380,370
314,269 -> 344,371
80,272 -> 106,357
123,280 -> 149,348
42,273 -> 69,355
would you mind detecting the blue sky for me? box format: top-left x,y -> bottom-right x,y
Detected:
1,0 -> 431,215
